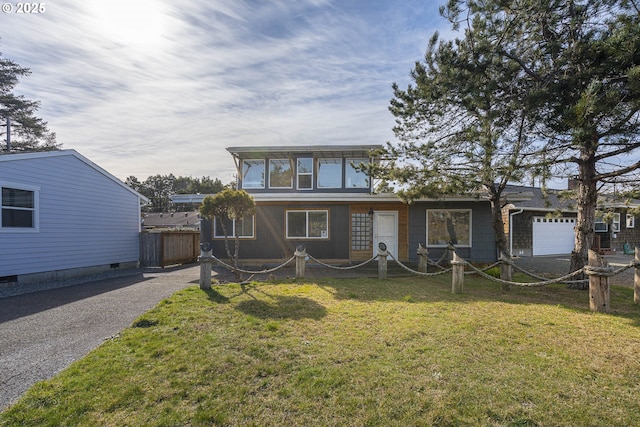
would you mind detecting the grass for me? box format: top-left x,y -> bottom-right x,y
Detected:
2,273 -> 640,426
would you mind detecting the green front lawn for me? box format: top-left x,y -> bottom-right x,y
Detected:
2,274 -> 640,426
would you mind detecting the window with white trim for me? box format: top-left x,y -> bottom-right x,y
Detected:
1,184 -> 38,231
269,159 -> 293,189
345,158 -> 369,188
317,158 -> 342,188
426,209 -> 471,247
242,159 -> 265,189
595,212 -> 608,232
286,210 -> 328,239
612,212 -> 621,232
627,214 -> 635,229
297,158 -> 313,190
213,215 -> 255,238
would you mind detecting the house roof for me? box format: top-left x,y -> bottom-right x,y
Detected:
226,145 -> 384,159
142,211 -> 201,228
503,185 -> 576,212
0,149 -> 149,203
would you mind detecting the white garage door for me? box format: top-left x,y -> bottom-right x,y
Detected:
532,217 -> 576,256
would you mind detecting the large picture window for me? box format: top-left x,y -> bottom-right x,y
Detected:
242,159 -> 265,189
426,209 -> 471,247
345,158 -> 369,188
317,159 -> 342,188
1,185 -> 38,231
269,159 -> 293,188
297,158 -> 313,190
286,210 -> 328,239
214,215 -> 255,238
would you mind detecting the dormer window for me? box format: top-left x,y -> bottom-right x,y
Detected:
317,158 -> 342,188
297,158 -> 313,190
242,159 -> 265,189
346,158 -> 370,189
269,159 -> 293,189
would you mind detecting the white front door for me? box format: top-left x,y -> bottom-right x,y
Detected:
373,211 -> 398,257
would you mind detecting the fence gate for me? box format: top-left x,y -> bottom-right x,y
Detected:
140,231 -> 200,267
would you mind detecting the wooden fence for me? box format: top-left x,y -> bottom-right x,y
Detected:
140,231 -> 200,267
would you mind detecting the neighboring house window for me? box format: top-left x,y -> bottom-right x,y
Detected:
595,212 -> 608,232
242,160 -> 265,189
1,184 -> 39,231
269,159 -> 293,189
351,213 -> 371,250
627,214 -> 635,229
317,158 -> 342,188
214,215 -> 255,238
612,212 -> 621,232
426,209 -> 472,247
286,210 -> 329,239
297,158 -> 313,190
345,158 -> 370,188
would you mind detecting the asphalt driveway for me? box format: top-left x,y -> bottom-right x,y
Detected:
0,265 -> 200,410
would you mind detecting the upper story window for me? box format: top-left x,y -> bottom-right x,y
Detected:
346,158 -> 370,189
317,158 -> 342,188
269,159 -> 293,189
242,160 -> 265,189
1,184 -> 39,232
297,158 -> 313,190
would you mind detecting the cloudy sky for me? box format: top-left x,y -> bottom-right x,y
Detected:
1,0 -> 452,182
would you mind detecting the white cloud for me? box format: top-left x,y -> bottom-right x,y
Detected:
1,0 -> 448,181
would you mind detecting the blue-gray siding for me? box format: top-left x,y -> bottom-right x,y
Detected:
0,153 -> 141,276
408,201 -> 496,263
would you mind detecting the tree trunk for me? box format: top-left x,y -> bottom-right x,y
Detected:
569,150 -> 598,290
489,197 -> 510,260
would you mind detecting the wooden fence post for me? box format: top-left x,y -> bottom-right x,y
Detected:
417,243 -> 428,273
587,249 -> 611,313
198,242 -> 213,290
635,248 -> 640,304
451,252 -> 464,294
295,245 -> 306,280
377,243 -> 388,280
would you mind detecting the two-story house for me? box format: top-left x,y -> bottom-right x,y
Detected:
193,145 -> 499,265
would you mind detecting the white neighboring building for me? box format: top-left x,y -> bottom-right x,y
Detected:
0,149 -> 147,285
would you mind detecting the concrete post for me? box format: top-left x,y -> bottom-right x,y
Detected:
295,246 -> 306,280
198,247 -> 213,290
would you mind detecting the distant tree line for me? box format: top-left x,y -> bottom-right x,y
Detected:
125,174 -> 230,212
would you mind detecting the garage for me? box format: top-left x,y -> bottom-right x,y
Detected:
532,216 -> 576,256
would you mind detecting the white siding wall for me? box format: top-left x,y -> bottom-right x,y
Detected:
0,153 -> 141,276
